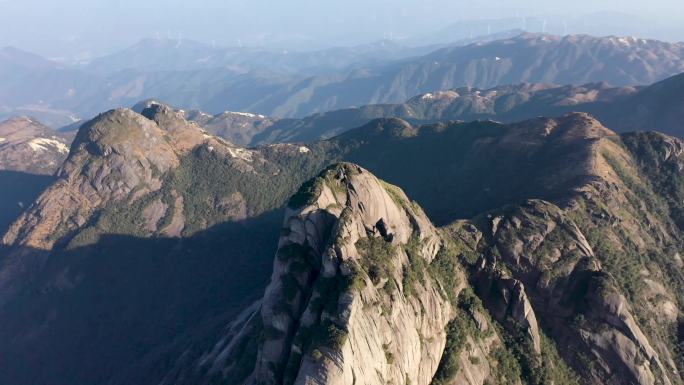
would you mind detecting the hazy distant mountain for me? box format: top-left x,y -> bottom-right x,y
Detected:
261,33 -> 683,117
85,39 -> 224,73
3,32 -> 684,129
0,46 -> 55,72
85,37 -> 441,76
424,12 -> 684,45
240,84 -> 629,145
173,71 -> 684,146
142,33 -> 684,118
0,46 -> 99,107
0,47 -> 97,125
1,38 -> 442,122
80,31 -> 524,76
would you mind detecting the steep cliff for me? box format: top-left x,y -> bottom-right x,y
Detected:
255,163 -> 451,385
189,164 -> 528,385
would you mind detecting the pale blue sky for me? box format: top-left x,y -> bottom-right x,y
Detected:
1,0 -> 682,58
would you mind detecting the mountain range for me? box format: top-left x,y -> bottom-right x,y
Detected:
2,32 -> 684,127
85,37 -> 445,76
4,67 -> 684,167
0,101 -> 683,385
3,27 -> 684,385
136,71 -> 684,147
421,13 -> 684,45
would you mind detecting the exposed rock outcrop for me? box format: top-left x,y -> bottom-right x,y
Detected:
473,257 -> 541,355
2,109 -> 179,251
255,163 -> 453,385
474,199 -> 675,385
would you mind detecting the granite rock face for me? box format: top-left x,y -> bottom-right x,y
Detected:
254,163 -> 453,385
472,196 -> 676,385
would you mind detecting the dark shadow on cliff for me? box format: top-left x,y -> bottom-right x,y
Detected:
0,208 -> 283,385
0,170 -> 55,235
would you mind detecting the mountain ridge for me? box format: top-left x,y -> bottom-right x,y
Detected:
181,71 -> 684,146
1,107 -> 683,384
3,32 -> 684,125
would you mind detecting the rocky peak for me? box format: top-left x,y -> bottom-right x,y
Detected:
3,109 -> 180,250
61,108 -> 179,185
253,163 -> 453,385
140,102 -> 189,132
139,102 -> 209,152
131,98 -> 172,113
0,108 -> 184,308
